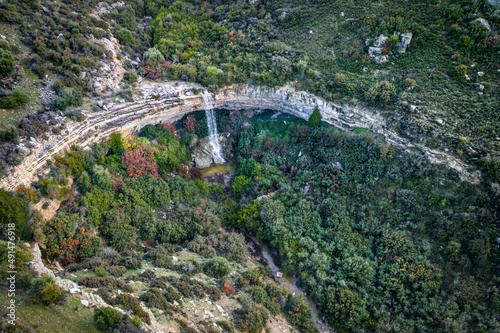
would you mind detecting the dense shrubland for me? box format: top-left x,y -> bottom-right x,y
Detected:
1,109 -> 498,332
0,0 -> 499,331
229,117 -> 499,332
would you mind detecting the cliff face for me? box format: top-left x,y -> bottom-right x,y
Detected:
0,81 -> 475,190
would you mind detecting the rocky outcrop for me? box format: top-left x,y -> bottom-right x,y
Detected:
0,81 -> 475,190
193,135 -> 228,168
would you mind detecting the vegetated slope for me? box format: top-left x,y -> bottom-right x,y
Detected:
1,0 -> 499,181
139,0 -> 499,158
2,111 -> 499,332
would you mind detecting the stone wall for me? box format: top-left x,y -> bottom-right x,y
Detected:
0,81 -> 474,191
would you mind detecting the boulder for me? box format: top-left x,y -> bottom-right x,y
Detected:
373,34 -> 388,47
57,33 -> 65,43
396,33 -> 412,53
194,154 -> 212,168
81,300 -> 89,307
213,153 -> 225,165
374,55 -> 389,64
368,47 -> 382,57
16,144 -> 31,156
473,18 -> 491,33
70,288 -> 81,294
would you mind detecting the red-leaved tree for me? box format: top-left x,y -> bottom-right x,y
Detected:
122,144 -> 160,179
184,115 -> 197,134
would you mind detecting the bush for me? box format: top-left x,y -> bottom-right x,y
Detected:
0,125 -> 18,142
187,232 -> 247,262
457,35 -> 472,49
480,155 -> 500,183
143,47 -> 164,63
115,28 -> 135,46
221,280 -> 235,295
4,324 -> 31,333
32,274 -> 63,305
0,91 -> 29,109
49,87 -> 83,111
94,266 -> 109,277
237,301 -> 269,333
454,64 -> 467,77
145,246 -> 173,268
0,48 -> 14,76
365,80 -> 396,103
333,73 -> 348,88
94,307 -> 120,331
79,275 -> 125,290
404,78 -> 416,88
389,34 -> 399,47
107,265 -> 127,277
124,71 -> 138,83
65,110 -> 86,122
308,107 -> 322,127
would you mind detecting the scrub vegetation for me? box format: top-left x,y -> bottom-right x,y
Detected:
2,109 -> 499,332
0,0 -> 499,332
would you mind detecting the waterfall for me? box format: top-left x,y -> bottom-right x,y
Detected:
201,91 -> 225,164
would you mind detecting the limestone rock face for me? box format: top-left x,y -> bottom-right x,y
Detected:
368,47 -> 382,57
374,55 -> 389,64
396,33 -> 412,53
0,81 -> 475,190
373,34 -> 388,47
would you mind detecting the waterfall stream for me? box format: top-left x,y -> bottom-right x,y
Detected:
201,91 -> 225,164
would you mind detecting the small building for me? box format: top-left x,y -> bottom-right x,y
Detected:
276,272 -> 283,278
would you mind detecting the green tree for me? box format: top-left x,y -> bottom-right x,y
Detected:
115,28 -> 135,46
143,47 -> 164,62
0,189 -> 28,239
0,91 -> 29,109
92,165 -> 113,190
109,131 -> 125,156
0,48 -> 14,76
231,175 -> 250,197
94,307 -> 120,331
340,255 -> 374,285
205,256 -> 232,278
238,300 -> 269,333
76,171 -> 91,193
308,107 -> 321,127
322,286 -> 366,332
205,66 -> 219,86
49,87 -> 83,111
